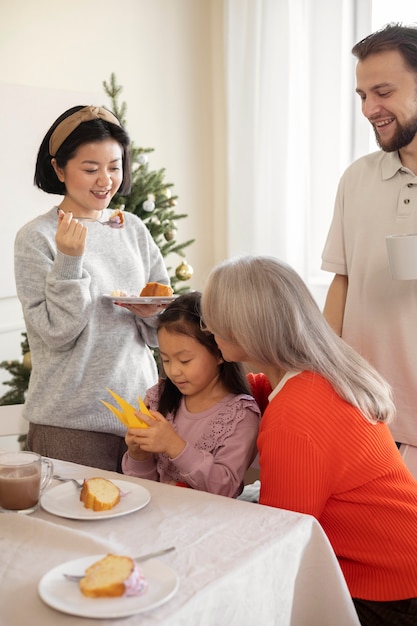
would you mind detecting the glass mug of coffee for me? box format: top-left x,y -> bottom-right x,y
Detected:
0,451 -> 53,514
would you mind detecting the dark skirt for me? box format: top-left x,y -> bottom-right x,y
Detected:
27,423 -> 127,472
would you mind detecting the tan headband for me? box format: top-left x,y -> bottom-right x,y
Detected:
49,105 -> 121,156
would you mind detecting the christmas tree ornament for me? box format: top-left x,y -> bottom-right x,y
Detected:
164,230 -> 177,241
143,193 -> 156,212
22,352 -> 32,370
163,188 -> 172,199
142,199 -> 155,212
169,198 -> 177,207
137,153 -> 148,166
175,260 -> 193,281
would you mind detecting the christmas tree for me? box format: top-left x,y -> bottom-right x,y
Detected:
103,73 -> 195,292
0,333 -> 31,406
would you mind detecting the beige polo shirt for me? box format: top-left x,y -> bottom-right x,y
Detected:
322,150 -> 417,446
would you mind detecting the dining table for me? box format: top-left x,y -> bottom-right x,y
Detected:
0,457 -> 361,626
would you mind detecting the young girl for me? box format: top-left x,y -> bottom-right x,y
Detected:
201,254 -> 417,626
122,291 -> 260,497
14,105 -> 169,471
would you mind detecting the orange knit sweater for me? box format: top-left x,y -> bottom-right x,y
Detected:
249,371 -> 417,601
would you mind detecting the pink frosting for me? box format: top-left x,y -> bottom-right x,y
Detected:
124,564 -> 148,597
108,212 -> 125,229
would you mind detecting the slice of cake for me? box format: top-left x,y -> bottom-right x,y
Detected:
140,282 -> 173,297
80,554 -> 148,598
110,289 -> 127,297
80,477 -> 121,511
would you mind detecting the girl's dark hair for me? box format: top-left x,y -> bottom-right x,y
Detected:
157,291 -> 250,416
34,105 -> 132,195
352,23 -> 417,73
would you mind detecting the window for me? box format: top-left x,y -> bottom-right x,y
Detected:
224,1 -> 417,308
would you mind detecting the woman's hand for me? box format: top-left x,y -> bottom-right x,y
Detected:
115,303 -> 164,317
115,302 -> 171,317
127,410 -> 186,459
56,209 -> 87,256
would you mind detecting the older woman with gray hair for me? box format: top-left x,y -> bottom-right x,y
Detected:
201,254 -> 417,626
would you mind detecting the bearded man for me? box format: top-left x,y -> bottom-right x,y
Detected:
322,23 -> 417,462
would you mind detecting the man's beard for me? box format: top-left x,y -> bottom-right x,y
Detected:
374,113 -> 417,152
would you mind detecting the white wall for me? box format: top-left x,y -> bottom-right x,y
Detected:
0,0 -> 225,374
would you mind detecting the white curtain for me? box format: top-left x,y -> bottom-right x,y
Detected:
224,0 -> 371,297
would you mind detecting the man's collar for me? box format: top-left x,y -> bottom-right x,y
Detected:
381,150 -> 407,180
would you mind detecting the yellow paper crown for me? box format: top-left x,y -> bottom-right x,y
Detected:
101,388 -> 152,429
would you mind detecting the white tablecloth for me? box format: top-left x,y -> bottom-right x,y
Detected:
0,459 -> 360,626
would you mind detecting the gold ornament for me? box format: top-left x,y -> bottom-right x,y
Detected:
175,260 -> 193,281
164,230 -> 176,241
22,351 -> 32,370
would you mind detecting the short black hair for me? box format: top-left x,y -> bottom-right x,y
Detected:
34,105 -> 132,195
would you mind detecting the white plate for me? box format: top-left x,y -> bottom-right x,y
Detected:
104,294 -> 177,304
41,479 -> 151,520
38,554 -> 179,618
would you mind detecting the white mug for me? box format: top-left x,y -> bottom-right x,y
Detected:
386,234 -> 417,280
0,451 -> 53,514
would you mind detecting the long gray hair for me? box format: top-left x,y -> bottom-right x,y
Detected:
201,256 -> 395,424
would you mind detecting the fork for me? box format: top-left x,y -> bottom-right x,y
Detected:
53,475 -> 83,489
63,546 -> 176,581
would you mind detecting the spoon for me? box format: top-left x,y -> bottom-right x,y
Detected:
63,546 -> 176,581
76,216 -> 124,228
55,207 -> 124,228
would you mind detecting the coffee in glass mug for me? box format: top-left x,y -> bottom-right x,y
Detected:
0,451 -> 53,514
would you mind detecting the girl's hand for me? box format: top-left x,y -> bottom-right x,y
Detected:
125,429 -> 152,461
127,410 -> 186,459
56,209 -> 87,256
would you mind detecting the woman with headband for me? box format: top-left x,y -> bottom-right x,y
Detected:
14,105 -> 170,471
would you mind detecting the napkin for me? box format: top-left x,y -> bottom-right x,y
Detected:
101,388 -> 153,428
